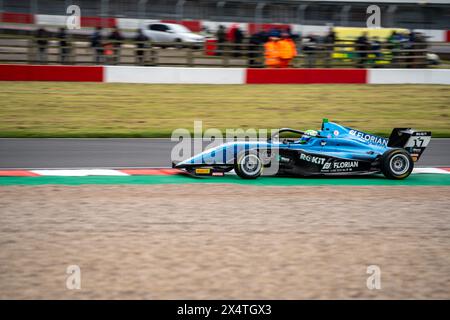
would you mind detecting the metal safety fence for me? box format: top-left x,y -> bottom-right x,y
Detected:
0,35 -> 431,68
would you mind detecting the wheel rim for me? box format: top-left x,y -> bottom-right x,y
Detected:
240,154 -> 262,176
389,154 -> 409,175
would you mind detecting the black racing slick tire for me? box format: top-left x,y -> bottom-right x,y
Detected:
380,148 -> 414,180
234,151 -> 263,179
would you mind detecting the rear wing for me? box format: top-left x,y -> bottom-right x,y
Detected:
388,128 -> 432,162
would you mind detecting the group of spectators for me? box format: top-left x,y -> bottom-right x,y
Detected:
89,26 -> 151,64
303,28 -> 428,68
34,24 -> 429,68
215,25 -> 298,67
34,26 -> 148,64
263,31 -> 297,68
90,26 -> 149,64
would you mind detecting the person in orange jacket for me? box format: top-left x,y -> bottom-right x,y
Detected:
264,35 -> 280,68
277,32 -> 297,68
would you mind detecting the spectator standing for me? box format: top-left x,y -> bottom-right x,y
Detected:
409,31 -> 427,68
227,24 -> 237,43
36,27 -> 48,63
277,32 -> 297,68
370,36 -> 381,67
302,34 -> 318,68
90,26 -> 103,64
108,26 -> 124,65
387,31 -> 401,67
216,25 -> 226,56
264,33 -> 280,68
324,27 -> 336,67
404,31 -> 418,68
57,27 -> 70,64
233,26 -> 244,57
134,29 -> 148,65
248,30 -> 267,67
355,31 -> 369,68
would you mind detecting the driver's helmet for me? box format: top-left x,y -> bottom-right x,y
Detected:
298,129 -> 318,144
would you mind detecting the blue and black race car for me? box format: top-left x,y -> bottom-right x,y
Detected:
173,119 -> 431,180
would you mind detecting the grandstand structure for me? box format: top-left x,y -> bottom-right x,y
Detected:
0,0 -> 449,30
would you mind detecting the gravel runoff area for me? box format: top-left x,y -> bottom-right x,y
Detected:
0,184 -> 449,299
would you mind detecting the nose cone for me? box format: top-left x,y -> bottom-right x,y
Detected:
173,144 -> 229,168
172,161 -> 180,168
173,158 -> 192,168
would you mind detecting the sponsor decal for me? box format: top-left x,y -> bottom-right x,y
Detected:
333,161 -> 359,169
321,160 -> 359,172
414,132 -> 430,136
349,130 -> 388,147
195,168 -> 211,174
333,130 -> 340,136
300,153 -> 326,165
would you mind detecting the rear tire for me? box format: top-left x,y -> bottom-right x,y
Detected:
380,148 -> 413,180
234,151 -> 263,179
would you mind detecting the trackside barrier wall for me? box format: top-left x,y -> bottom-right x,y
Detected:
368,69 -> 450,84
104,66 -> 246,84
0,65 -> 449,84
0,64 -> 103,82
246,69 -> 367,84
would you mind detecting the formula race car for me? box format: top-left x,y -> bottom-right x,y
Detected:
173,119 -> 431,180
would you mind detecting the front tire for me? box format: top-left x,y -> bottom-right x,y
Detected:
380,148 -> 414,180
235,152 -> 263,179
175,38 -> 183,49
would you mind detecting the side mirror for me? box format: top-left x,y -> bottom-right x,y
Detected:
166,29 -> 174,33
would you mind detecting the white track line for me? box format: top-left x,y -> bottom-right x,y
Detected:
31,169 -> 129,176
413,167 -> 450,174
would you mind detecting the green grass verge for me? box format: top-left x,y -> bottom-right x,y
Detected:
0,82 -> 449,137
1,174 -> 449,186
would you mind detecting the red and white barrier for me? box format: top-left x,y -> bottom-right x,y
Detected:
368,69 -> 450,85
246,68 -> 367,84
104,66 -> 246,84
0,12 -> 35,24
1,64 -> 449,85
415,29 -> 447,42
0,64 -> 103,82
35,14 -> 67,26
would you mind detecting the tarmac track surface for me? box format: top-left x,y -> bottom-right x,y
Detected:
0,138 -> 449,169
